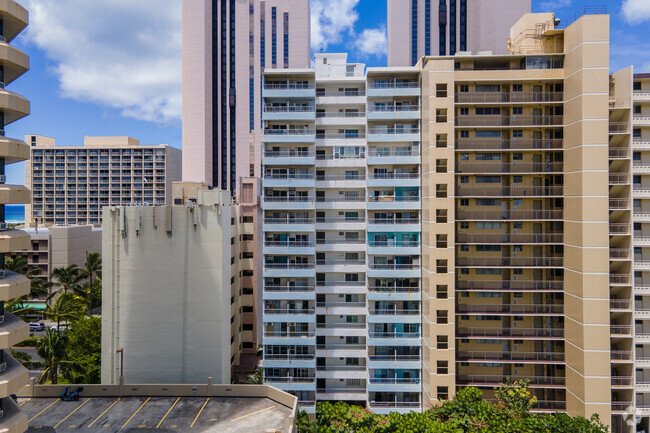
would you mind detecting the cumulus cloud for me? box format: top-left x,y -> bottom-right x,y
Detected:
21,0 -> 181,124
539,0 -> 571,11
310,0 -> 360,52
354,26 -> 387,58
622,0 -> 650,24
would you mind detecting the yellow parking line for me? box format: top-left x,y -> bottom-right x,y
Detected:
156,397 -> 180,428
19,398 -> 31,407
190,398 -> 209,428
54,398 -> 90,428
121,397 -> 151,429
88,398 -> 120,428
231,404 -> 278,422
28,398 -> 59,422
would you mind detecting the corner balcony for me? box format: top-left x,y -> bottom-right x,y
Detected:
0,397 -> 27,433
316,259 -> 366,273
0,271 -> 28,301
0,184 -> 29,204
263,284 -> 315,301
367,285 -> 420,301
264,376 -> 316,392
263,240 -> 315,255
0,313 -> 29,348
367,81 -> 420,98
0,137 -> 29,164
367,331 -> 421,346
315,216 -> 366,230
367,149 -> 419,165
367,308 -> 421,324
263,173 -> 315,188
262,353 -> 315,369
263,330 -> 316,346
263,150 -> 315,166
367,217 -> 420,232
0,88 -> 29,125
457,350 -> 564,364
368,263 -> 420,278
367,240 -> 420,255
0,41 -> 28,86
367,354 -> 421,369
262,195 -> 315,211
315,322 -> 366,337
0,350 -> 29,396
263,307 -> 316,323
263,263 -> 315,278
262,129 -> 316,143
263,83 -> 315,99
367,105 -> 420,121
368,377 -> 421,393
367,401 -> 421,415
315,301 -> 366,316
263,217 -> 314,233
263,106 -> 315,121
367,127 -> 420,143
367,195 -> 421,211
367,172 -> 420,188
456,327 -> 564,340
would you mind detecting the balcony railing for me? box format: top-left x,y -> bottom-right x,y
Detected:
368,331 -> 420,338
315,239 -> 365,245
610,275 -> 632,284
316,132 -> 366,139
370,309 -> 421,316
456,185 -> 563,197
264,150 -> 314,158
369,218 -> 420,224
264,330 -> 315,338
456,233 -> 562,243
455,280 -> 563,291
264,263 -> 315,270
316,217 -> 365,223
316,280 -> 365,287
368,264 -> 420,270
456,210 -> 563,220
457,375 -> 565,387
368,173 -> 420,180
368,105 -> 420,112
264,376 -> 315,383
368,377 -> 420,384
317,89 -> 365,97
264,129 -> 315,136
455,115 -> 563,127
264,106 -> 314,113
367,196 -> 420,203
367,240 -> 419,247
368,150 -> 419,157
316,260 -> 366,266
315,301 -> 365,308
611,376 -> 634,387
264,285 -> 315,292
316,154 -> 366,161
316,174 -> 365,181
609,148 -> 630,159
609,123 -> 629,134
610,299 -> 632,310
457,351 -> 564,362
368,355 -> 420,361
610,325 -> 633,335
456,327 -> 564,338
316,323 -> 366,329
264,308 -> 315,315
368,81 -> 419,89
317,365 -> 366,371
368,401 -> 421,409
456,162 -> 563,174
264,218 -> 315,224
369,286 -> 420,293
264,173 -> 314,180
368,127 -> 420,135
609,199 -> 630,210
455,257 -> 563,267
456,304 -> 563,314
316,111 -> 366,118
264,83 -> 314,90
611,350 -> 633,361
263,196 -> 314,203
316,196 -> 365,203
455,92 -> 563,103
455,138 -> 563,151
265,241 -> 315,247
264,354 -> 315,360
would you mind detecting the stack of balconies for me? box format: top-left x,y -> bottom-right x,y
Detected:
0,2 -> 31,432
453,82 -> 567,410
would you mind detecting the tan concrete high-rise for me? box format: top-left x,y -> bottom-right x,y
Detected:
182,0 -> 311,195
0,1 -> 32,432
420,8 -> 635,432
387,0 -> 531,66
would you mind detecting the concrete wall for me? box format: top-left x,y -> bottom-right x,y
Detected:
49,225 -> 102,271
101,190 -> 232,385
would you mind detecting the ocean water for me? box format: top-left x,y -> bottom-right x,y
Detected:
5,204 -> 25,224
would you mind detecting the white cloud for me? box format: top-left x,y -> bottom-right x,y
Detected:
539,0 -> 571,11
354,26 -> 387,58
622,0 -> 650,24
20,0 -> 181,124
310,0 -> 360,52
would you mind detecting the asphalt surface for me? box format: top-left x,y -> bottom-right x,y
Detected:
20,396 -> 294,433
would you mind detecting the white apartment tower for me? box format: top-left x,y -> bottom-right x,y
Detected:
262,54 -> 422,412
387,0 -> 531,66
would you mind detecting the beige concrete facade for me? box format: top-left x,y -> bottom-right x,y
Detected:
419,11 -> 634,432
387,0 -> 531,66
0,2 -> 31,432
182,0 -> 310,195
25,135 -> 182,226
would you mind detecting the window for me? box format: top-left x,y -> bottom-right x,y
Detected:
460,130 -> 469,138
437,310 -> 448,324
476,222 -> 501,229
460,245 -> 469,252
476,130 -> 500,138
460,176 -> 469,184
436,184 -> 447,198
460,221 -> 469,229
436,109 -> 447,123
437,387 -> 449,400
513,176 -> 522,183
460,268 -> 469,274
476,84 -> 500,92
436,134 -> 447,148
476,199 -> 501,206
437,361 -> 448,374
513,130 -> 523,137
476,107 -> 500,115
436,260 -> 448,273
436,159 -> 447,173
459,107 -> 469,115
512,84 -> 523,92
513,107 -> 523,115
476,176 -> 500,183
476,153 -> 500,161
459,84 -> 469,92
460,198 -> 469,206
436,234 -> 448,248
513,153 -> 523,160
436,84 -> 447,97
460,153 -> 469,160
436,285 -> 448,299
476,245 -> 501,252
437,335 -> 448,349
436,209 -> 447,223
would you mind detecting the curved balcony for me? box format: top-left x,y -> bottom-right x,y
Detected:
0,271 -> 28,301
0,1 -> 28,43
457,350 -> 564,363
0,313 -> 29,348
0,42 -> 27,85
0,137 -> 28,164
0,229 -> 29,252
0,89 -> 29,125
0,350 -> 28,396
0,396 -> 27,433
0,184 -> 29,204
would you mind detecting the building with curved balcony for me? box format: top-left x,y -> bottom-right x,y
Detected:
0,2 -> 31,432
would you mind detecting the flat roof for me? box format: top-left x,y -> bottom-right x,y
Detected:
20,395 -> 294,432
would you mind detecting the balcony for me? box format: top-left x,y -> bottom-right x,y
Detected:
263,150 -> 315,166
610,248 -> 631,260
367,240 -> 420,255
316,111 -> 366,127
264,376 -> 315,392
455,233 -> 562,244
0,397 -> 27,433
457,350 -> 564,363
367,195 -> 420,211
455,257 -> 563,267
634,115 -> 650,126
455,138 -> 563,151
611,376 -> 634,388
368,286 -> 420,301
610,299 -> 632,311
368,308 -> 421,324
316,365 -> 367,379
263,173 -> 314,188
610,274 -> 632,285
0,271 -> 29,300
315,216 -> 365,230
316,259 -> 366,273
456,209 -> 563,221
262,195 -> 315,211
367,331 -> 421,346
263,240 -> 315,255
367,172 -> 419,188
263,285 -> 315,301
315,322 -> 366,337
611,325 -> 633,336
0,350 -> 28,396
316,387 -> 367,401
609,122 -> 629,134
633,140 -> 650,150
315,195 -> 366,210
315,301 -> 366,316
612,351 -> 633,362
0,313 -> 29,348
367,149 -> 419,165
455,92 -> 563,104
368,263 -> 420,278
262,353 -> 315,369
367,401 -> 421,414
367,217 -> 420,232
263,263 -> 315,278
367,81 -> 419,97
263,217 -> 314,232
456,162 -> 562,174
316,281 -> 366,294
262,129 -> 316,143
455,185 -> 563,197
263,82 -> 315,98
367,105 -> 420,121
633,163 -> 650,174
315,239 -> 366,252
455,115 -> 563,127
635,90 -> 650,101
263,106 -> 315,121
367,127 -> 420,143
367,354 -> 421,369
456,280 -> 563,292
315,174 -> 365,188
611,402 -> 634,414
316,343 -> 366,357
456,327 -> 564,339
263,330 -> 315,345
610,198 -> 630,210
456,303 -> 563,315
457,375 -> 565,388
263,307 -> 315,323
368,377 -> 421,392
315,153 -> 366,167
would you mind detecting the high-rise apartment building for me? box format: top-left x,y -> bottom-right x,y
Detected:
262,53 -> 422,413
387,0 -> 531,66
632,73 -> 650,431
421,10 -> 634,432
25,136 -> 181,226
0,2 -> 33,432
182,0 -> 311,195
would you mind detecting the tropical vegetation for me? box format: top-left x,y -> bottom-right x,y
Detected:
296,382 -> 608,433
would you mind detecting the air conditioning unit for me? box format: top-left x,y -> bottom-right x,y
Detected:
0,175 -> 5,184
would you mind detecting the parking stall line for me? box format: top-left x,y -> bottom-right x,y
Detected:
231,404 -> 278,422
156,397 -> 180,428
53,398 -> 90,428
122,397 -> 151,429
87,398 -> 120,428
190,398 -> 209,428
28,398 -> 59,422
19,398 -> 31,407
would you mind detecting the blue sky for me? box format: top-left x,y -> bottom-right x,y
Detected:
5,0 -> 650,185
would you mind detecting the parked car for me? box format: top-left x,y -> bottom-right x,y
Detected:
49,324 -> 71,332
29,322 -> 45,332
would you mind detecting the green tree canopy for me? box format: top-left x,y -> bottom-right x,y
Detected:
67,316 -> 101,384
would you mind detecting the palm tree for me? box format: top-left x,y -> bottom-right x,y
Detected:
246,368 -> 263,384
78,280 -> 101,313
36,329 -> 79,384
31,277 -> 54,300
45,293 -> 85,330
5,256 -> 28,274
79,252 -> 101,289
50,265 -> 83,296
